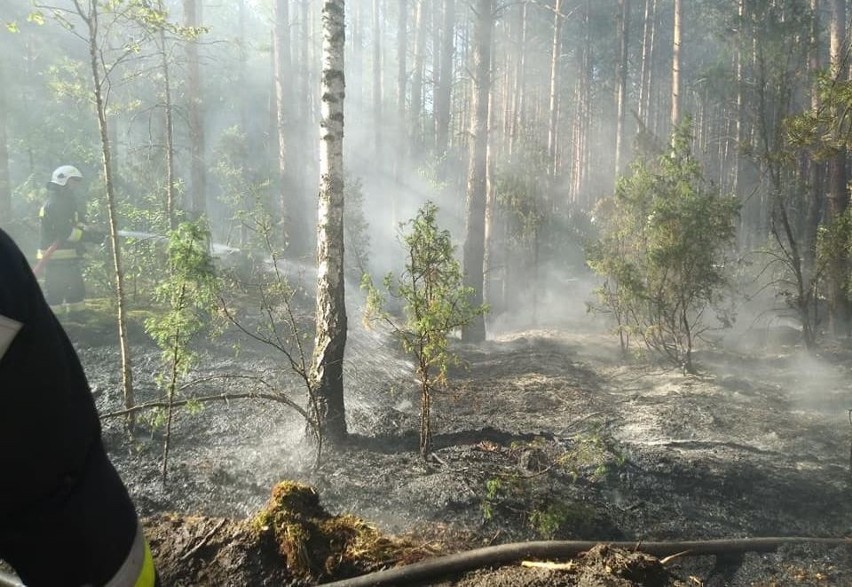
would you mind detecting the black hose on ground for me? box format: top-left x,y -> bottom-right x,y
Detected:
322,537 -> 851,587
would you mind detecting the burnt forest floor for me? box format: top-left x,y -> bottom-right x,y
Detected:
46,292 -> 852,586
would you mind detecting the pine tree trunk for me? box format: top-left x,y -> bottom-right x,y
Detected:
372,0 -> 384,162
547,0 -> 563,177
509,1 -> 527,156
615,0 -> 630,177
410,0 -> 426,155
311,0 -> 349,445
638,0 -> 657,124
395,0 -> 408,189
461,0 -> 492,343
435,0 -> 455,157
184,0 -> 206,219
156,0 -> 177,230
570,0 -> 591,208
671,0 -> 683,131
827,0 -> 849,336
274,0 -> 306,254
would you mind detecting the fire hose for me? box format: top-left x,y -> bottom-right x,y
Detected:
322,536 -> 851,587
30,241 -> 60,278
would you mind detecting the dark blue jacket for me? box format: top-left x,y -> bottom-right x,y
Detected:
0,227 -> 100,519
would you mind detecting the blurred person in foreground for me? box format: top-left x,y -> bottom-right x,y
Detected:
0,227 -> 158,586
37,165 -> 105,312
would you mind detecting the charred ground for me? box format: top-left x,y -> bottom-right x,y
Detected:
58,301 -> 852,586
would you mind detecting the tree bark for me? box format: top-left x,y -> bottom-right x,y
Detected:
461,0 -> 492,343
827,0 -> 849,336
74,0 -> 135,422
372,0 -> 384,161
184,0 -> 206,219
435,0 -> 455,157
615,0 -> 631,177
547,0 -> 563,177
274,0 -> 307,255
155,0 -> 178,230
410,0 -> 426,155
311,0 -> 349,445
671,0 -> 683,132
638,0 -> 657,125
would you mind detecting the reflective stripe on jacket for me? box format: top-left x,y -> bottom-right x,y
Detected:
36,247 -> 80,260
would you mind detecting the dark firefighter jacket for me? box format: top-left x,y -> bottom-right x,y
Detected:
38,187 -> 89,260
0,227 -> 101,519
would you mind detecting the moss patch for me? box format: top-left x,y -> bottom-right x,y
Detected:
248,481 -> 419,581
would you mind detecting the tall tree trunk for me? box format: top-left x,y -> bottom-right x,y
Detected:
0,61 -> 10,228
827,0 -> 849,336
570,0 -> 591,207
184,0 -> 206,219
372,0 -> 384,161
802,0 -> 823,346
311,0 -> 348,445
671,0 -> 683,132
509,1 -> 528,156
410,0 -> 426,155
350,0 -> 364,109
435,0 -> 455,157
615,0 -> 631,177
274,0 -> 306,255
547,0 -> 563,177
461,0 -> 492,343
397,0 -> 408,134
74,0 -> 134,422
396,0 -> 408,188
155,0 -> 178,230
638,0 -> 657,125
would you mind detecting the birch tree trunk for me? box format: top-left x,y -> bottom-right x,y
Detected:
461,0 -> 492,343
311,0 -> 349,445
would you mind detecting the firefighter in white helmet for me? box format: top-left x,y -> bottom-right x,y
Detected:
37,165 -> 105,311
0,227 -> 159,586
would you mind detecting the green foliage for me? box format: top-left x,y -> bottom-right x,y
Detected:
363,202 -> 487,458
212,125 -> 274,250
145,221 -> 219,399
479,434 -> 625,540
587,122 -> 739,372
495,142 -> 549,246
143,221 -> 219,479
344,173 -> 371,282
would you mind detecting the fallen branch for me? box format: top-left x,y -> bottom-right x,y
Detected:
180,519 -> 226,561
323,537 -> 851,587
100,382 -> 311,423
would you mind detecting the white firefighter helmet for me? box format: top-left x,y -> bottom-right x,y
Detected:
50,165 -> 83,186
